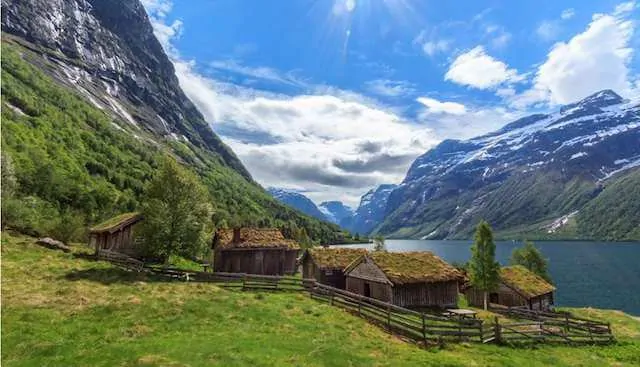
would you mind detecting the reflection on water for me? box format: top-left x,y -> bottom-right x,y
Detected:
334,239 -> 640,315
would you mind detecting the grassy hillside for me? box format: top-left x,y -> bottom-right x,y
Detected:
2,231 -> 640,367
1,41 -> 339,244
576,168 -> 640,241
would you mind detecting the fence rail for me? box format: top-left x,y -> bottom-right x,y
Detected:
95,253 -> 614,347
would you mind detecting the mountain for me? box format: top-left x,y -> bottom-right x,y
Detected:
318,201 -> 353,226
267,188 -> 327,221
376,90 -> 640,240
1,0 -> 339,243
347,184 -> 397,235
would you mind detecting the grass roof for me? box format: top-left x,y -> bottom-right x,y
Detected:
306,248 -> 368,269
216,228 -> 300,250
500,265 -> 556,299
367,251 -> 462,285
90,212 -> 142,233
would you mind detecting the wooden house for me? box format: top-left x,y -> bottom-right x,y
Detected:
465,265 -> 555,311
300,248 -> 368,289
89,212 -> 143,257
344,252 -> 463,308
213,228 -> 300,275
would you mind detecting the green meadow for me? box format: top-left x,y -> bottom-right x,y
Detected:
2,232 -> 639,367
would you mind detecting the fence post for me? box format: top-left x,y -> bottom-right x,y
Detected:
358,298 -> 362,316
564,313 -> 570,334
330,289 -> 334,306
387,304 -> 391,331
422,313 -> 427,345
494,317 -> 501,344
479,321 -> 484,343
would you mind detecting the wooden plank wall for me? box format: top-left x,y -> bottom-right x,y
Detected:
392,280 -> 458,308
216,249 -> 299,275
346,277 -> 392,303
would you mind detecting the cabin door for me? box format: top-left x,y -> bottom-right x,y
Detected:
364,283 -> 371,298
489,293 -> 499,304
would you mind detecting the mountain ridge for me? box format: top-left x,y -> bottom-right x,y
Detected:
355,90 -> 639,240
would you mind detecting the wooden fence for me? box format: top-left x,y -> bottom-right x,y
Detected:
94,253 -> 614,347
490,306 -> 614,345
309,282 -> 485,346
96,250 -> 144,271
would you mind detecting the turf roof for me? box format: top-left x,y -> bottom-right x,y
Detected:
90,212 -> 142,233
362,251 -> 462,285
216,228 -> 300,250
306,248 -> 368,269
500,265 -> 556,299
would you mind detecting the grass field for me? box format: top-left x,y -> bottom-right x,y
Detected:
2,232 -> 639,366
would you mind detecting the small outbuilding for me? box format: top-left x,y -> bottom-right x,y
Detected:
89,212 -> 143,257
300,247 -> 368,289
465,265 -> 555,311
213,228 -> 300,275
344,251 -> 462,308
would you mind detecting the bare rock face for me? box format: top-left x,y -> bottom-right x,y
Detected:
36,237 -> 72,252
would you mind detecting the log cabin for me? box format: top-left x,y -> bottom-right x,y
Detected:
89,212 -> 143,257
344,251 -> 463,308
213,228 -> 300,275
465,265 -> 556,310
300,248 -> 368,289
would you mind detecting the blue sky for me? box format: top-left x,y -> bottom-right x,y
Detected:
142,0 -> 640,207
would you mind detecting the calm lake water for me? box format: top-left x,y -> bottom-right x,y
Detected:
335,240 -> 640,315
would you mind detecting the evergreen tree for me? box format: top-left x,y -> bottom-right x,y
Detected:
140,157 -> 213,263
469,220 -> 500,310
510,240 -> 552,283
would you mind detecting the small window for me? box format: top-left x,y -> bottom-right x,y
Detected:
325,269 -> 333,276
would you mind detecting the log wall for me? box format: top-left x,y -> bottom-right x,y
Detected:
215,248 -> 299,275
392,280 -> 459,308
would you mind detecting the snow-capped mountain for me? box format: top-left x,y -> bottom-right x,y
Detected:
375,90 -> 640,240
346,184 -> 397,235
319,201 -> 353,226
267,188 -> 328,221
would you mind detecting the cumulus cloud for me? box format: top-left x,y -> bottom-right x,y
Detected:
445,46 -> 522,89
413,30 -> 450,57
416,97 -> 466,115
513,2 -> 637,106
417,104 -> 519,140
143,1 -> 440,206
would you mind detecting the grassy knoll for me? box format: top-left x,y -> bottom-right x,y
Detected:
2,232 -> 639,367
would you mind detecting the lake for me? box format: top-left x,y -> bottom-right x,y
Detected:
335,240 -> 640,315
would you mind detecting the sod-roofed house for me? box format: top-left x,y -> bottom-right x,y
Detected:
89,212 -> 143,257
344,252 -> 463,308
465,265 -> 556,311
300,248 -> 368,289
213,228 -> 300,275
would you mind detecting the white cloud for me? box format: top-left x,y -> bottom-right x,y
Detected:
416,97 -> 466,115
365,79 -> 415,97
141,0 -> 440,206
536,20 -> 560,41
513,3 -> 637,106
209,59 -> 308,87
422,40 -> 450,56
484,24 -> 512,49
614,1 -> 636,15
445,46 -> 522,89
561,8 -> 575,20
413,30 -> 450,57
417,103 -> 520,140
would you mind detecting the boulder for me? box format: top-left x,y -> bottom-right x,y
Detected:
36,237 -> 72,253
